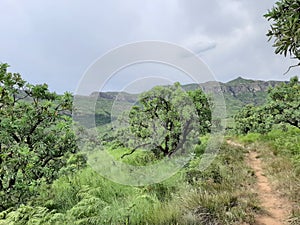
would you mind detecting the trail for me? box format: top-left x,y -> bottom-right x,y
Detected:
227,140 -> 290,225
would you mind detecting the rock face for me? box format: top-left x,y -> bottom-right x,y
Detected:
220,77 -> 284,96
79,76 -> 292,127
89,76 -> 288,117
183,76 -> 285,97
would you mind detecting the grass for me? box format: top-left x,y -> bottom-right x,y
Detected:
0,138 -> 261,225
236,125 -> 300,224
165,141 -> 259,225
246,142 -> 300,224
3,125 -> 298,224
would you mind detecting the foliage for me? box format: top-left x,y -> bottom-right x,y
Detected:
264,0 -> 300,71
0,63 -> 81,210
187,89 -> 212,134
234,76 -> 300,134
262,125 -> 300,159
234,104 -> 272,134
0,140 -> 260,225
76,78 -> 286,128
2,60 -> 297,224
194,135 -> 210,157
267,76 -> 300,128
107,145 -> 157,166
116,83 -> 211,158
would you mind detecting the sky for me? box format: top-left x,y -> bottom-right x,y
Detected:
1,0 -> 299,94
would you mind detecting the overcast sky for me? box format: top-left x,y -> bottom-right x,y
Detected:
1,0 -> 299,94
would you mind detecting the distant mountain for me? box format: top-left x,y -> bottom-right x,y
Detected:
183,76 -> 284,95
79,77 -> 287,127
182,77 -> 286,116
90,91 -> 138,103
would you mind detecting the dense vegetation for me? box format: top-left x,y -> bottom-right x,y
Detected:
234,76 -> 299,134
0,0 -> 299,224
114,83 -> 211,158
88,77 -> 284,126
0,138 -> 259,225
1,62 -> 299,224
264,0 -> 300,72
233,78 -> 300,223
0,64 -> 85,211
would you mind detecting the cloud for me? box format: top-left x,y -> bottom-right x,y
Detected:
177,0 -> 300,81
0,0 -> 299,93
181,35 -> 217,55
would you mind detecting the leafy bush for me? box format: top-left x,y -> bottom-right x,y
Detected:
234,76 -> 300,134
263,125 -> 300,159
0,64 -> 81,210
0,140 -> 260,225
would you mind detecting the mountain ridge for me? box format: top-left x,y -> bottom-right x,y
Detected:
91,77 -> 286,116
91,77 -> 286,96
76,77 -> 289,128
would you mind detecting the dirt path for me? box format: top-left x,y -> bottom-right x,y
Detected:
227,140 -> 290,225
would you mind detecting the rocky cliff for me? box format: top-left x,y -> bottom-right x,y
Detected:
183,76 -> 284,97
90,77 -> 287,117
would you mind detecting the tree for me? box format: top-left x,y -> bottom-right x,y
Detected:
234,104 -> 273,134
187,89 -> 212,134
234,76 -> 300,134
0,63 -> 79,210
267,76 -> 300,128
117,83 -> 211,158
264,0 -> 300,72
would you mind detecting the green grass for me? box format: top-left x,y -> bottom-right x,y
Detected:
236,125 -> 300,224
4,125 -> 298,224
0,139 -> 260,225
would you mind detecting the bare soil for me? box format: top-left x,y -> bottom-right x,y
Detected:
227,140 -> 291,225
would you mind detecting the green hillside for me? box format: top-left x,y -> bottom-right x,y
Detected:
82,77 -> 286,127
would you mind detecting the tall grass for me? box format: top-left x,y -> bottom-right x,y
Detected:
237,125 -> 300,224
0,140 -> 260,224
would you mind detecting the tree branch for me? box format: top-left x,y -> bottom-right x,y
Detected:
168,119 -> 193,157
284,62 -> 300,75
26,117 -> 44,147
14,91 -> 30,103
121,142 -> 151,158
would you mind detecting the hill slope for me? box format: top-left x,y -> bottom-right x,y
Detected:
77,77 -> 286,127
183,77 -> 285,116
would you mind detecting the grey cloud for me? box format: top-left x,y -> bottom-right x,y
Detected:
177,0 -> 300,81
0,0 -> 299,94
